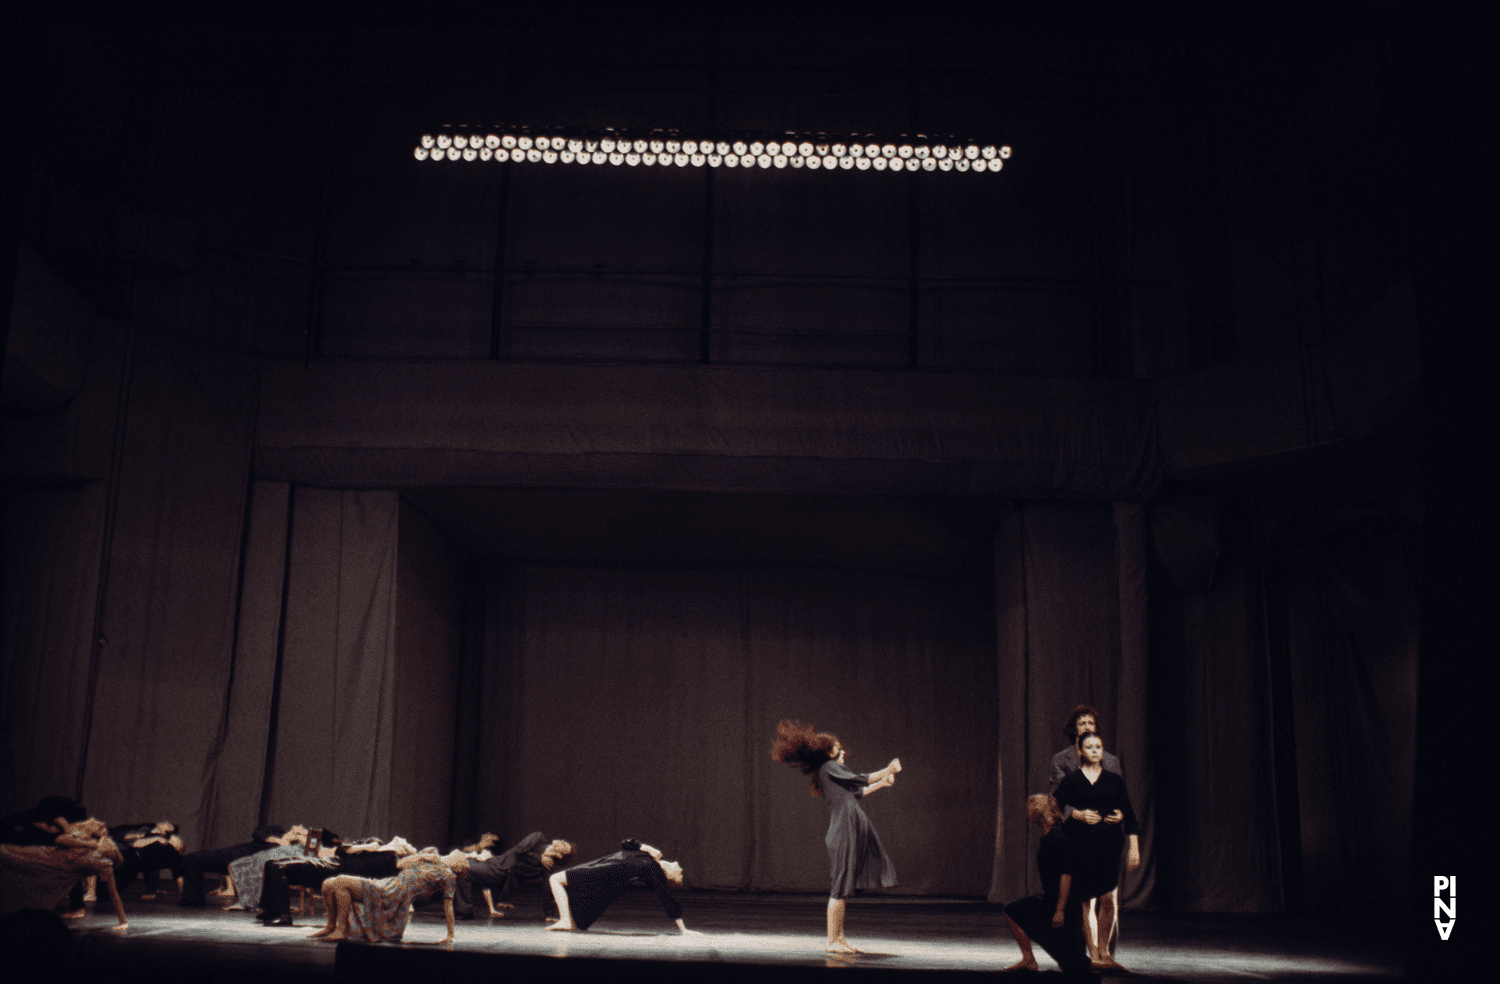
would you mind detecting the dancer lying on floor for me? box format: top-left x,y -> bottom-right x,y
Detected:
221,826 -> 311,911
546,839 -> 697,934
770,719 -> 901,954
310,849 -> 468,943
0,818 -> 128,932
178,824 -> 291,906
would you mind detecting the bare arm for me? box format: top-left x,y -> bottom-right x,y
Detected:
862,773 -> 896,797
1125,835 -> 1141,871
867,758 -> 903,783
100,866 -> 128,931
1052,873 -> 1071,928
441,897 -> 455,943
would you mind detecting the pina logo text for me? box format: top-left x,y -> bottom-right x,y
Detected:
1434,876 -> 1455,940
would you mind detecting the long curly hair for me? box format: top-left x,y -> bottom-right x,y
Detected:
770,719 -> 840,797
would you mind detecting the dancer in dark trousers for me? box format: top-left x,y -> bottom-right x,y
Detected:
178,825 -> 292,906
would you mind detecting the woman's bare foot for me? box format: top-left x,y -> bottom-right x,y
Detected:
140,893 -> 158,901
487,908 -> 508,917
61,909 -> 86,920
826,938 -> 862,954
224,904 -> 246,911
1092,953 -> 1125,971
307,927 -> 332,939
322,929 -> 347,942
1003,956 -> 1039,972
546,920 -> 576,931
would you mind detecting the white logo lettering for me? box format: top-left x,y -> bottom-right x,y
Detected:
1434,875 -> 1455,940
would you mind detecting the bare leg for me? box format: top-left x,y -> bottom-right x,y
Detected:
545,872 -> 575,930
321,877 -> 363,941
826,897 -> 860,954
308,879 -> 341,938
1001,912 -> 1039,971
1093,891 -> 1123,969
83,875 -> 97,902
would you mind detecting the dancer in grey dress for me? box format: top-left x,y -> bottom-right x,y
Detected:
772,719 -> 902,954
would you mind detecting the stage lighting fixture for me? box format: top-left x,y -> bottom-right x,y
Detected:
414,127 -> 1013,180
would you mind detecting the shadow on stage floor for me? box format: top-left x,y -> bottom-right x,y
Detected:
35,888 -> 1403,983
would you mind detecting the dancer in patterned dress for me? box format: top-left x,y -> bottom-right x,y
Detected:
0,819 -> 129,932
311,850 -> 468,943
771,719 -> 902,954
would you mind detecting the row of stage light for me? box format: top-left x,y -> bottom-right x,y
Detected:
413,131 -> 1012,173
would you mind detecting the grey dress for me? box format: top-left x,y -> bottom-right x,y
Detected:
230,843 -> 303,910
819,759 -> 897,898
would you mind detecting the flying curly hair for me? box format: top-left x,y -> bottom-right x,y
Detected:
770,719 -> 840,797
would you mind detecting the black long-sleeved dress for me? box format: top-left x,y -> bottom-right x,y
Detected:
563,846 -> 682,931
1053,768 -> 1138,899
819,759 -> 898,899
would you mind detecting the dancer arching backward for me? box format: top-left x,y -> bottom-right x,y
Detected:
311,849 -> 468,944
770,720 -> 901,954
546,839 -> 696,934
1052,731 -> 1139,972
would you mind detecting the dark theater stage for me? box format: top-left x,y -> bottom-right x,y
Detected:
58,889 -> 1400,983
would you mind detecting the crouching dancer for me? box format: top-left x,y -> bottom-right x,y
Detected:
1002,795 -> 1089,976
546,839 -> 697,934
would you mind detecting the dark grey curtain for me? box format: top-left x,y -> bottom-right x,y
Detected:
469,564 -> 999,895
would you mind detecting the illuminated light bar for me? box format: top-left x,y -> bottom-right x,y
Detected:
414,127 -> 1012,176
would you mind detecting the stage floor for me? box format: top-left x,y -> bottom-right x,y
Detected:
60,889 -> 1405,982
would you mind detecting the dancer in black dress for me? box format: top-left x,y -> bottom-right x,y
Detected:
545,839 -> 696,933
1052,731 -> 1139,970
771,720 -> 902,954
1001,795 -> 1089,975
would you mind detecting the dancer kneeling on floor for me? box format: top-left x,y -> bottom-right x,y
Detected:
1002,795 -> 1089,976
546,839 -> 697,934
311,849 -> 468,944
